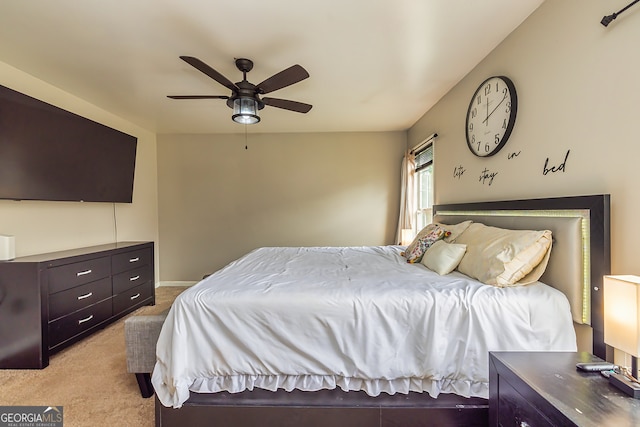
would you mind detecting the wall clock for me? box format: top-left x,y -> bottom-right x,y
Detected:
465,75 -> 517,157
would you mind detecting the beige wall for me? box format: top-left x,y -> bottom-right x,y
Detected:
409,0 -> 639,277
0,61 -> 159,274
5,0 -> 636,289
157,131 -> 406,281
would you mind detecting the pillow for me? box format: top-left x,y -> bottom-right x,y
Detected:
404,221 -> 469,255
404,225 -> 449,264
404,223 -> 438,256
454,223 -> 553,287
421,240 -> 467,275
439,220 -> 473,243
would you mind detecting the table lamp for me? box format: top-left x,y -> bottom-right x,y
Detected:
603,275 -> 640,398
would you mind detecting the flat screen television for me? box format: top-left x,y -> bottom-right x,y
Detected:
0,84 -> 137,203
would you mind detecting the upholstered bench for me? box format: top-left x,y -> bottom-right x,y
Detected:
124,309 -> 169,398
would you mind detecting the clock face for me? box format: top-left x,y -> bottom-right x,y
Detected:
465,76 -> 517,157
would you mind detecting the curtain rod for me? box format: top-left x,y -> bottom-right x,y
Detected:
601,0 -> 640,26
410,133 -> 438,154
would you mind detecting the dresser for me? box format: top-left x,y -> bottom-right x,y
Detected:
0,241 -> 154,369
489,351 -> 640,427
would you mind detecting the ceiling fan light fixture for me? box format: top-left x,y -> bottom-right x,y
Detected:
232,97 -> 260,124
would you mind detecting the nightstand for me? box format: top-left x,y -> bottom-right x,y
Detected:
489,351 -> 640,426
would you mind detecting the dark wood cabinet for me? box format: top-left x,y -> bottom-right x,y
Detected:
489,351 -> 640,427
0,241 -> 154,369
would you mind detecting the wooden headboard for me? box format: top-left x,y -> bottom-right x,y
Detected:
433,194 -> 610,359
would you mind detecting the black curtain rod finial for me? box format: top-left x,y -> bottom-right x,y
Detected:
601,13 -> 617,27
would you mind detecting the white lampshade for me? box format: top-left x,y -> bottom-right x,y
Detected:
0,234 -> 15,260
401,229 -> 414,246
604,275 -> 640,357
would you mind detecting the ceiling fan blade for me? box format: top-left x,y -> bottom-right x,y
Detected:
257,65 -> 309,94
179,56 -> 238,92
263,97 -> 312,113
167,95 -> 229,99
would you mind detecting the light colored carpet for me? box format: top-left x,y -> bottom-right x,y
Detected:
0,286 -> 185,427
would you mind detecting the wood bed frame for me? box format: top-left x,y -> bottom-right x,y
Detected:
155,194 -> 610,427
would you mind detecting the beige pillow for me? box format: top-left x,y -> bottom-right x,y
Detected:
455,223 -> 553,287
439,220 -> 473,243
421,240 -> 467,275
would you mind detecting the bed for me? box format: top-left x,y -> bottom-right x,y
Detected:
153,194 -> 610,427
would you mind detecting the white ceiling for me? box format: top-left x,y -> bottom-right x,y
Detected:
0,0 -> 543,134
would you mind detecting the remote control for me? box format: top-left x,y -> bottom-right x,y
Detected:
576,362 -> 616,372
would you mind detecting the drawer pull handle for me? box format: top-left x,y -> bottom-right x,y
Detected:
129,257 -> 140,263
130,275 -> 140,281
78,314 -> 94,324
76,269 -> 92,277
130,293 -> 141,300
77,292 -> 93,300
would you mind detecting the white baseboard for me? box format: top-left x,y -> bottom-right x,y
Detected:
156,281 -> 197,288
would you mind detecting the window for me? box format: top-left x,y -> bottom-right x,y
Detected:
397,133 -> 436,244
414,143 -> 434,231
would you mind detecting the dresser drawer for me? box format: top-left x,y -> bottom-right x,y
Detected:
48,298 -> 112,348
113,282 -> 154,314
112,265 -> 151,294
112,247 -> 152,275
497,376 -> 554,427
48,256 -> 111,294
49,277 -> 112,321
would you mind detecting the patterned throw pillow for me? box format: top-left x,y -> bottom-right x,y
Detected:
405,226 -> 450,263
403,224 -> 438,257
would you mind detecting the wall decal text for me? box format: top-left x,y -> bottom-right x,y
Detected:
543,150 -> 570,175
453,165 -> 466,180
507,151 -> 521,159
479,168 -> 498,186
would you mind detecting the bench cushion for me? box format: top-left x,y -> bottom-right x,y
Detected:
124,309 -> 169,373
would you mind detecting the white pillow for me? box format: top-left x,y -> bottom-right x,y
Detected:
454,223 -> 553,286
421,240 -> 467,275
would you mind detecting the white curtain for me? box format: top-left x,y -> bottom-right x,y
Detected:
395,150 -> 416,245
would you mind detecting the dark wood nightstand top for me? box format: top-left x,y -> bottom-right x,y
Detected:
490,352 -> 640,427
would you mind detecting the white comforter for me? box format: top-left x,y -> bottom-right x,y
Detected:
152,246 -> 576,408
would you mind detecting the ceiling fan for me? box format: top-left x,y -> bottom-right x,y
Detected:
168,56 -> 312,124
